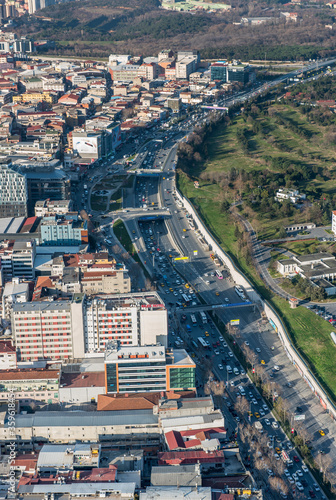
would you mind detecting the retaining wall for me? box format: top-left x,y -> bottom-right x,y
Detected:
175,186 -> 336,420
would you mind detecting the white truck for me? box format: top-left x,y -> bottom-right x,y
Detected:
254,421 -> 263,433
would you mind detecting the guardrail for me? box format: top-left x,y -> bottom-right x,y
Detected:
174,182 -> 336,421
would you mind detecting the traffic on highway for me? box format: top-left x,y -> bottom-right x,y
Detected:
76,58 -> 336,498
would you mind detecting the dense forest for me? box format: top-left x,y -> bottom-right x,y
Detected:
13,0 -> 336,60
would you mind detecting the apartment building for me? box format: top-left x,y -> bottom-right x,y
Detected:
0,368 -> 60,404
0,159 -> 28,218
84,293 -> 168,353
104,344 -> 196,394
12,296 -> 85,361
34,199 -> 72,217
40,215 -> 88,246
11,240 -> 36,280
0,340 -> 17,369
81,269 -> 131,295
2,278 -> 29,319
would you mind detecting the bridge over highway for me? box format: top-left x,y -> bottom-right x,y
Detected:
175,301 -> 254,314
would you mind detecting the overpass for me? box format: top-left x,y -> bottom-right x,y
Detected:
175,301 -> 254,314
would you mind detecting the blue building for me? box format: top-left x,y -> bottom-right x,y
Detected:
40,215 -> 88,246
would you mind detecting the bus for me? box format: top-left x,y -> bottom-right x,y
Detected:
235,286 -> 246,300
190,314 -> 197,326
198,337 -> 209,348
182,294 -> 191,304
200,311 -> 207,324
215,270 -> 223,279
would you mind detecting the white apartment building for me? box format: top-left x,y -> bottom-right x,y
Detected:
34,199 -> 72,217
2,278 -> 29,320
0,159 -> 28,218
84,293 -> 168,354
12,297 -> 85,361
275,188 -> 306,204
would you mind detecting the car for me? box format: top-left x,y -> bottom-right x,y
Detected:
228,351 -> 233,357
224,297 -> 229,302
259,410 -> 265,417
301,479 -> 308,487
215,292 -> 220,296
287,443 -> 293,451
272,422 -> 279,429
313,483 -> 320,492
293,456 -> 300,463
288,478 -> 294,485
284,469 -> 290,478
319,429 -> 325,436
308,491 -> 316,499
256,347 -> 261,353
254,412 -> 260,419
296,482 -> 304,492
244,341 -> 249,346
264,418 -> 270,426
261,360 -> 265,365
218,364 -> 223,370
297,470 -> 303,477
262,404 -> 268,412
302,465 -> 308,473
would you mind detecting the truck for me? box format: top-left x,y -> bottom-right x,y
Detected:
281,450 -> 293,466
254,421 -> 263,433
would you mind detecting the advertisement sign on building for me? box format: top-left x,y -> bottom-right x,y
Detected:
74,137 -> 98,155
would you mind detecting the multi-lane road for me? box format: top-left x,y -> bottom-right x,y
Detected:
77,58 -> 336,497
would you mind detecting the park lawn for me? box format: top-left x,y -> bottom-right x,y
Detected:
113,219 -> 141,264
109,188 -> 122,211
90,194 -> 108,211
272,297 -> 336,399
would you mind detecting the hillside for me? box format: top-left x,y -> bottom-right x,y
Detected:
13,0 -> 336,60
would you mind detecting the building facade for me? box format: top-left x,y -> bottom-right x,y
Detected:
0,159 -> 28,218
12,297 -> 85,361
104,344 -> 196,394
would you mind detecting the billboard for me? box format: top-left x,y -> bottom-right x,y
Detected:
74,136 -> 99,155
230,319 -> 240,326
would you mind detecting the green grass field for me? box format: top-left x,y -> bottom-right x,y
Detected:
273,297 -> 336,399
109,188 -> 122,211
90,194 -> 108,211
189,104 -> 336,240
177,103 -> 336,404
113,219 -> 141,264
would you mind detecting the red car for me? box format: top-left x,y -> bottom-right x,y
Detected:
293,455 -> 300,463
309,491 -> 316,498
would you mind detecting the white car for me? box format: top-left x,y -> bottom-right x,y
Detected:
256,347 -> 261,353
264,418 -> 270,426
284,470 -> 290,478
218,364 -> 223,370
228,351 -> 233,357
263,404 -> 268,412
302,465 -> 308,473
272,422 -> 279,429
297,470 -> 303,477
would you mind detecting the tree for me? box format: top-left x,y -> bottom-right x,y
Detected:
278,226 -> 287,239
234,396 -> 249,417
315,453 -> 333,483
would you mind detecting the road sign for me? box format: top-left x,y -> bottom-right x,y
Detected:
294,414 -> 306,421
174,257 -> 189,261
230,319 -> 240,326
193,250 -> 198,256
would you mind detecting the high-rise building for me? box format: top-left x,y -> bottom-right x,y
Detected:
12,296 -> 85,361
0,159 -> 28,218
84,293 -> 168,354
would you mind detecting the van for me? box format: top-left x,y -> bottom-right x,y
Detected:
238,385 -> 245,396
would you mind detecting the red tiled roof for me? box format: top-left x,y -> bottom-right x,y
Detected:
165,430 -> 185,450
60,371 -> 105,388
158,450 -> 225,466
0,340 -> 15,353
0,369 -> 59,381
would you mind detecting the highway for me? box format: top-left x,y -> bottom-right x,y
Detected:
77,58 -> 336,497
